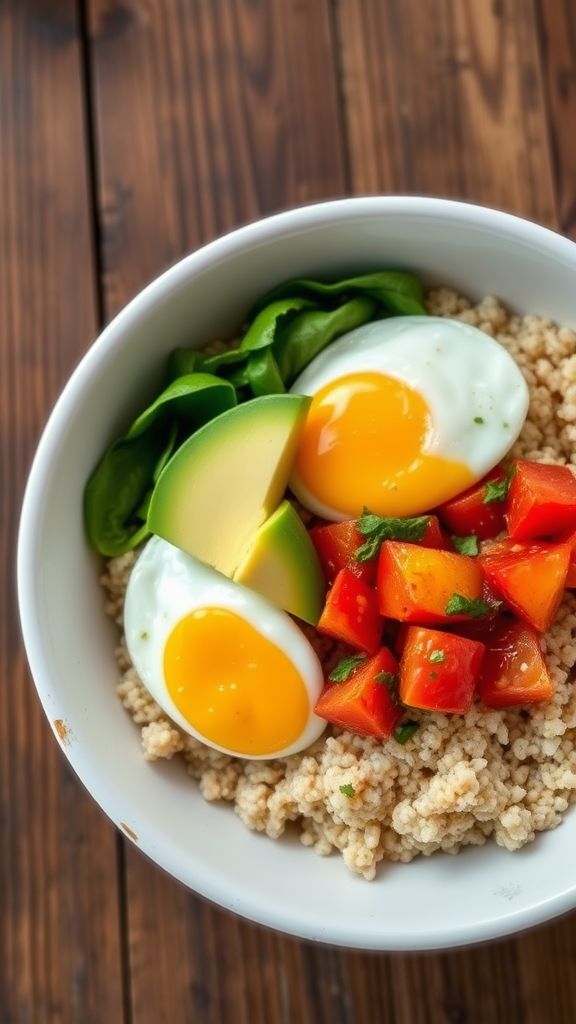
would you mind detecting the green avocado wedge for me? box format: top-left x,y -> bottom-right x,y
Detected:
233,500 -> 326,625
147,394 -> 311,578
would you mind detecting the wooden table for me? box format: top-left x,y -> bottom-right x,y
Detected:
3,1 -> 576,1020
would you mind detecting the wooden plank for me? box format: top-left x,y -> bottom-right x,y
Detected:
89,0 -> 347,318
0,2 -> 126,1021
88,1 -> 358,1021
338,0 -> 557,225
536,0 -> 576,238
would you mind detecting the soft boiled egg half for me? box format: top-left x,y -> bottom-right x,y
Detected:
124,536 -> 326,759
290,315 -> 529,520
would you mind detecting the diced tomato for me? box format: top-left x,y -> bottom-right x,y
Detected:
478,619 -> 554,708
399,626 -> 485,713
419,514 -> 453,550
314,647 -> 402,739
310,514 -> 449,589
436,468 -> 507,540
377,541 -> 484,625
479,538 -> 570,632
310,520 -> 376,586
555,526 -> 576,587
317,568 -> 381,654
506,460 -> 576,540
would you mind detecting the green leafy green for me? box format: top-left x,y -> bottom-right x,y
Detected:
394,722 -> 419,745
445,593 -> 501,618
375,671 -> 398,689
451,534 -> 479,557
127,374 -> 237,438
84,374 -> 236,556
245,349 -> 286,397
328,655 -> 366,683
239,297 -> 314,353
339,784 -> 356,798
165,348 -> 203,382
483,464 -> 517,505
355,511 -> 431,562
255,270 -> 427,316
273,297 -> 376,383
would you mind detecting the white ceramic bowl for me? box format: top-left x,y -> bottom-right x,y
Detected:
18,197 -> 576,951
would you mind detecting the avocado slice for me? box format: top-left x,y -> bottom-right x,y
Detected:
233,500 -> 326,624
147,394 -> 311,577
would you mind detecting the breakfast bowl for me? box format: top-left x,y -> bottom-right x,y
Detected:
18,196 -> 576,951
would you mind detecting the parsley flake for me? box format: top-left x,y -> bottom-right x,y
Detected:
445,593 -> 501,618
339,784 -> 356,798
394,722 -> 419,745
451,534 -> 479,557
483,464 -> 517,505
473,416 -> 484,424
355,510 -> 431,562
429,649 -> 445,664
329,655 -> 366,683
375,670 -> 398,689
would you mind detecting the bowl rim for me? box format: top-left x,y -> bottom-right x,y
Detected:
17,195 -> 576,951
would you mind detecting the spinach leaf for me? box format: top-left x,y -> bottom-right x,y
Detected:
254,270 -> 426,316
246,349 -> 286,396
274,297 -> 376,384
84,426 -> 176,556
198,348 -> 249,373
127,373 -> 237,438
165,348 -> 202,383
239,296 -> 314,353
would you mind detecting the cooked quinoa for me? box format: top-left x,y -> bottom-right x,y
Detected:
101,290 -> 576,880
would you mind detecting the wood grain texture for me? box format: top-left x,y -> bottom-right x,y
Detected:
88,0 -> 347,317
537,0 -> 576,237
11,0 -> 575,1020
338,0 -> 557,225
0,2 -> 125,1022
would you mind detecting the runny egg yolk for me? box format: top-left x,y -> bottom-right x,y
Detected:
294,371 -> 475,517
164,607 -> 309,756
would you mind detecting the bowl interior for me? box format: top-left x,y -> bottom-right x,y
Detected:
18,198 -> 576,950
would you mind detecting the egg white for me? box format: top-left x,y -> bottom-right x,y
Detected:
290,315 -> 529,521
124,536 -> 327,759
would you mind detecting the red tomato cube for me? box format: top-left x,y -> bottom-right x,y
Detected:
317,568 -> 381,654
310,520 -> 377,586
478,620 -> 554,708
377,541 -> 484,625
437,468 -> 507,541
399,626 -> 485,714
506,460 -> 576,540
314,647 -> 402,739
479,539 -> 570,632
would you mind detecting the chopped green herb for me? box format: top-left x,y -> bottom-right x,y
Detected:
430,671 -> 438,680
394,722 -> 419,744
329,655 -> 366,683
355,510 -> 431,562
339,784 -> 356,798
503,421 -> 510,429
483,464 -> 517,505
473,416 -> 484,424
445,593 -> 501,618
375,671 -> 399,689
429,649 -> 445,664
451,534 -> 479,557
139,630 -> 149,641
